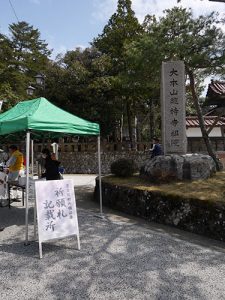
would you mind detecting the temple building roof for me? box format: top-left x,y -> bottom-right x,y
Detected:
186,116 -> 225,128
205,80 -> 225,106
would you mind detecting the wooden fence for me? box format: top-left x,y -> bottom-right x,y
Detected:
33,142 -> 151,153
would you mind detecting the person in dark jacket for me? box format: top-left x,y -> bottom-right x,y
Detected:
41,148 -> 61,180
150,138 -> 163,158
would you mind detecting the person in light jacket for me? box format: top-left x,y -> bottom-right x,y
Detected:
6,145 -> 24,181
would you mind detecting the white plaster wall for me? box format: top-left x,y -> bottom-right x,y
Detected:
186,127 -> 222,137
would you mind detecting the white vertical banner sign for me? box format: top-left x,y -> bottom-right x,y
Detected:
161,61 -> 187,155
35,179 -> 80,258
51,142 -> 59,160
0,100 -> 3,111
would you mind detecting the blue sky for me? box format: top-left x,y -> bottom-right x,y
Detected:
0,0 -> 224,58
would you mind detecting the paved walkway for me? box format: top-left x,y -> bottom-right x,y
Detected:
1,175 -> 225,299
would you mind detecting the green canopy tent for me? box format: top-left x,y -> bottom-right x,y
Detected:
0,97 -> 100,136
0,97 -> 102,244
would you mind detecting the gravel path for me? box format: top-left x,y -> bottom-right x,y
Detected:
1,175 -> 225,300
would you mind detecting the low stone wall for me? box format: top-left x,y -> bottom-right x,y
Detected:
95,179 -> 225,242
58,151 -> 224,174
59,151 -> 149,174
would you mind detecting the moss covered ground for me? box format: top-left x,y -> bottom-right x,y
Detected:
101,171 -> 225,203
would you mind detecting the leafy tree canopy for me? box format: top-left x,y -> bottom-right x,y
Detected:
0,21 -> 51,101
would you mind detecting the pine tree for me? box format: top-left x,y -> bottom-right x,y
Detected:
9,21 -> 51,77
93,0 -> 143,147
0,21 -> 51,100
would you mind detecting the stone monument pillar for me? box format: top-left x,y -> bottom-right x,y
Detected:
140,61 -> 217,181
161,61 -> 187,155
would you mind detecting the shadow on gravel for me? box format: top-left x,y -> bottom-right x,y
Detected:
75,185 -> 99,211
1,181 -> 225,299
45,212 -> 225,299
0,239 -> 79,258
0,206 -> 34,228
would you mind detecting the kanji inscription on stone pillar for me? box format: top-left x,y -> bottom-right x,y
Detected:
161,61 -> 187,154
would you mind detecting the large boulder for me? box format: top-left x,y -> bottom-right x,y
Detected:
140,154 -> 216,182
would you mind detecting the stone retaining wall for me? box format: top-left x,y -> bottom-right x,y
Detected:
59,152 -> 149,174
95,179 -> 225,242
58,151 -> 224,174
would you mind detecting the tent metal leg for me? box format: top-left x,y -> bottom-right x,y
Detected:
31,139 -> 34,177
97,136 -> 103,215
33,197 -> 37,241
25,131 -> 30,245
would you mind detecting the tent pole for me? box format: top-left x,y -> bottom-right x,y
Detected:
31,139 -> 34,177
25,131 -> 30,245
97,136 -> 103,215
55,143 -> 59,160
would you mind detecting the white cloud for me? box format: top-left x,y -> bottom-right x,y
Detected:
50,44 -> 88,59
150,0 -> 224,19
132,0 -> 157,22
56,45 -> 67,54
74,44 -> 88,51
50,44 -> 69,59
92,0 -> 117,22
92,0 -> 225,23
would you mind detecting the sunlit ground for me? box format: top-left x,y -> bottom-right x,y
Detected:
102,171 -> 225,202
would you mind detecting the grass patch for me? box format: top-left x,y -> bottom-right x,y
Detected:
101,172 -> 225,203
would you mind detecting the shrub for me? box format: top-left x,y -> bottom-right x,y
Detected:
111,158 -> 138,177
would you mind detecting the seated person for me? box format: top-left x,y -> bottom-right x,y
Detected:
150,138 -> 163,158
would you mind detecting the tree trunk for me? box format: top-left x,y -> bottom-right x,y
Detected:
126,101 -> 134,149
119,114 -> 123,142
134,115 -> 137,150
187,66 -> 221,171
149,99 -> 154,140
